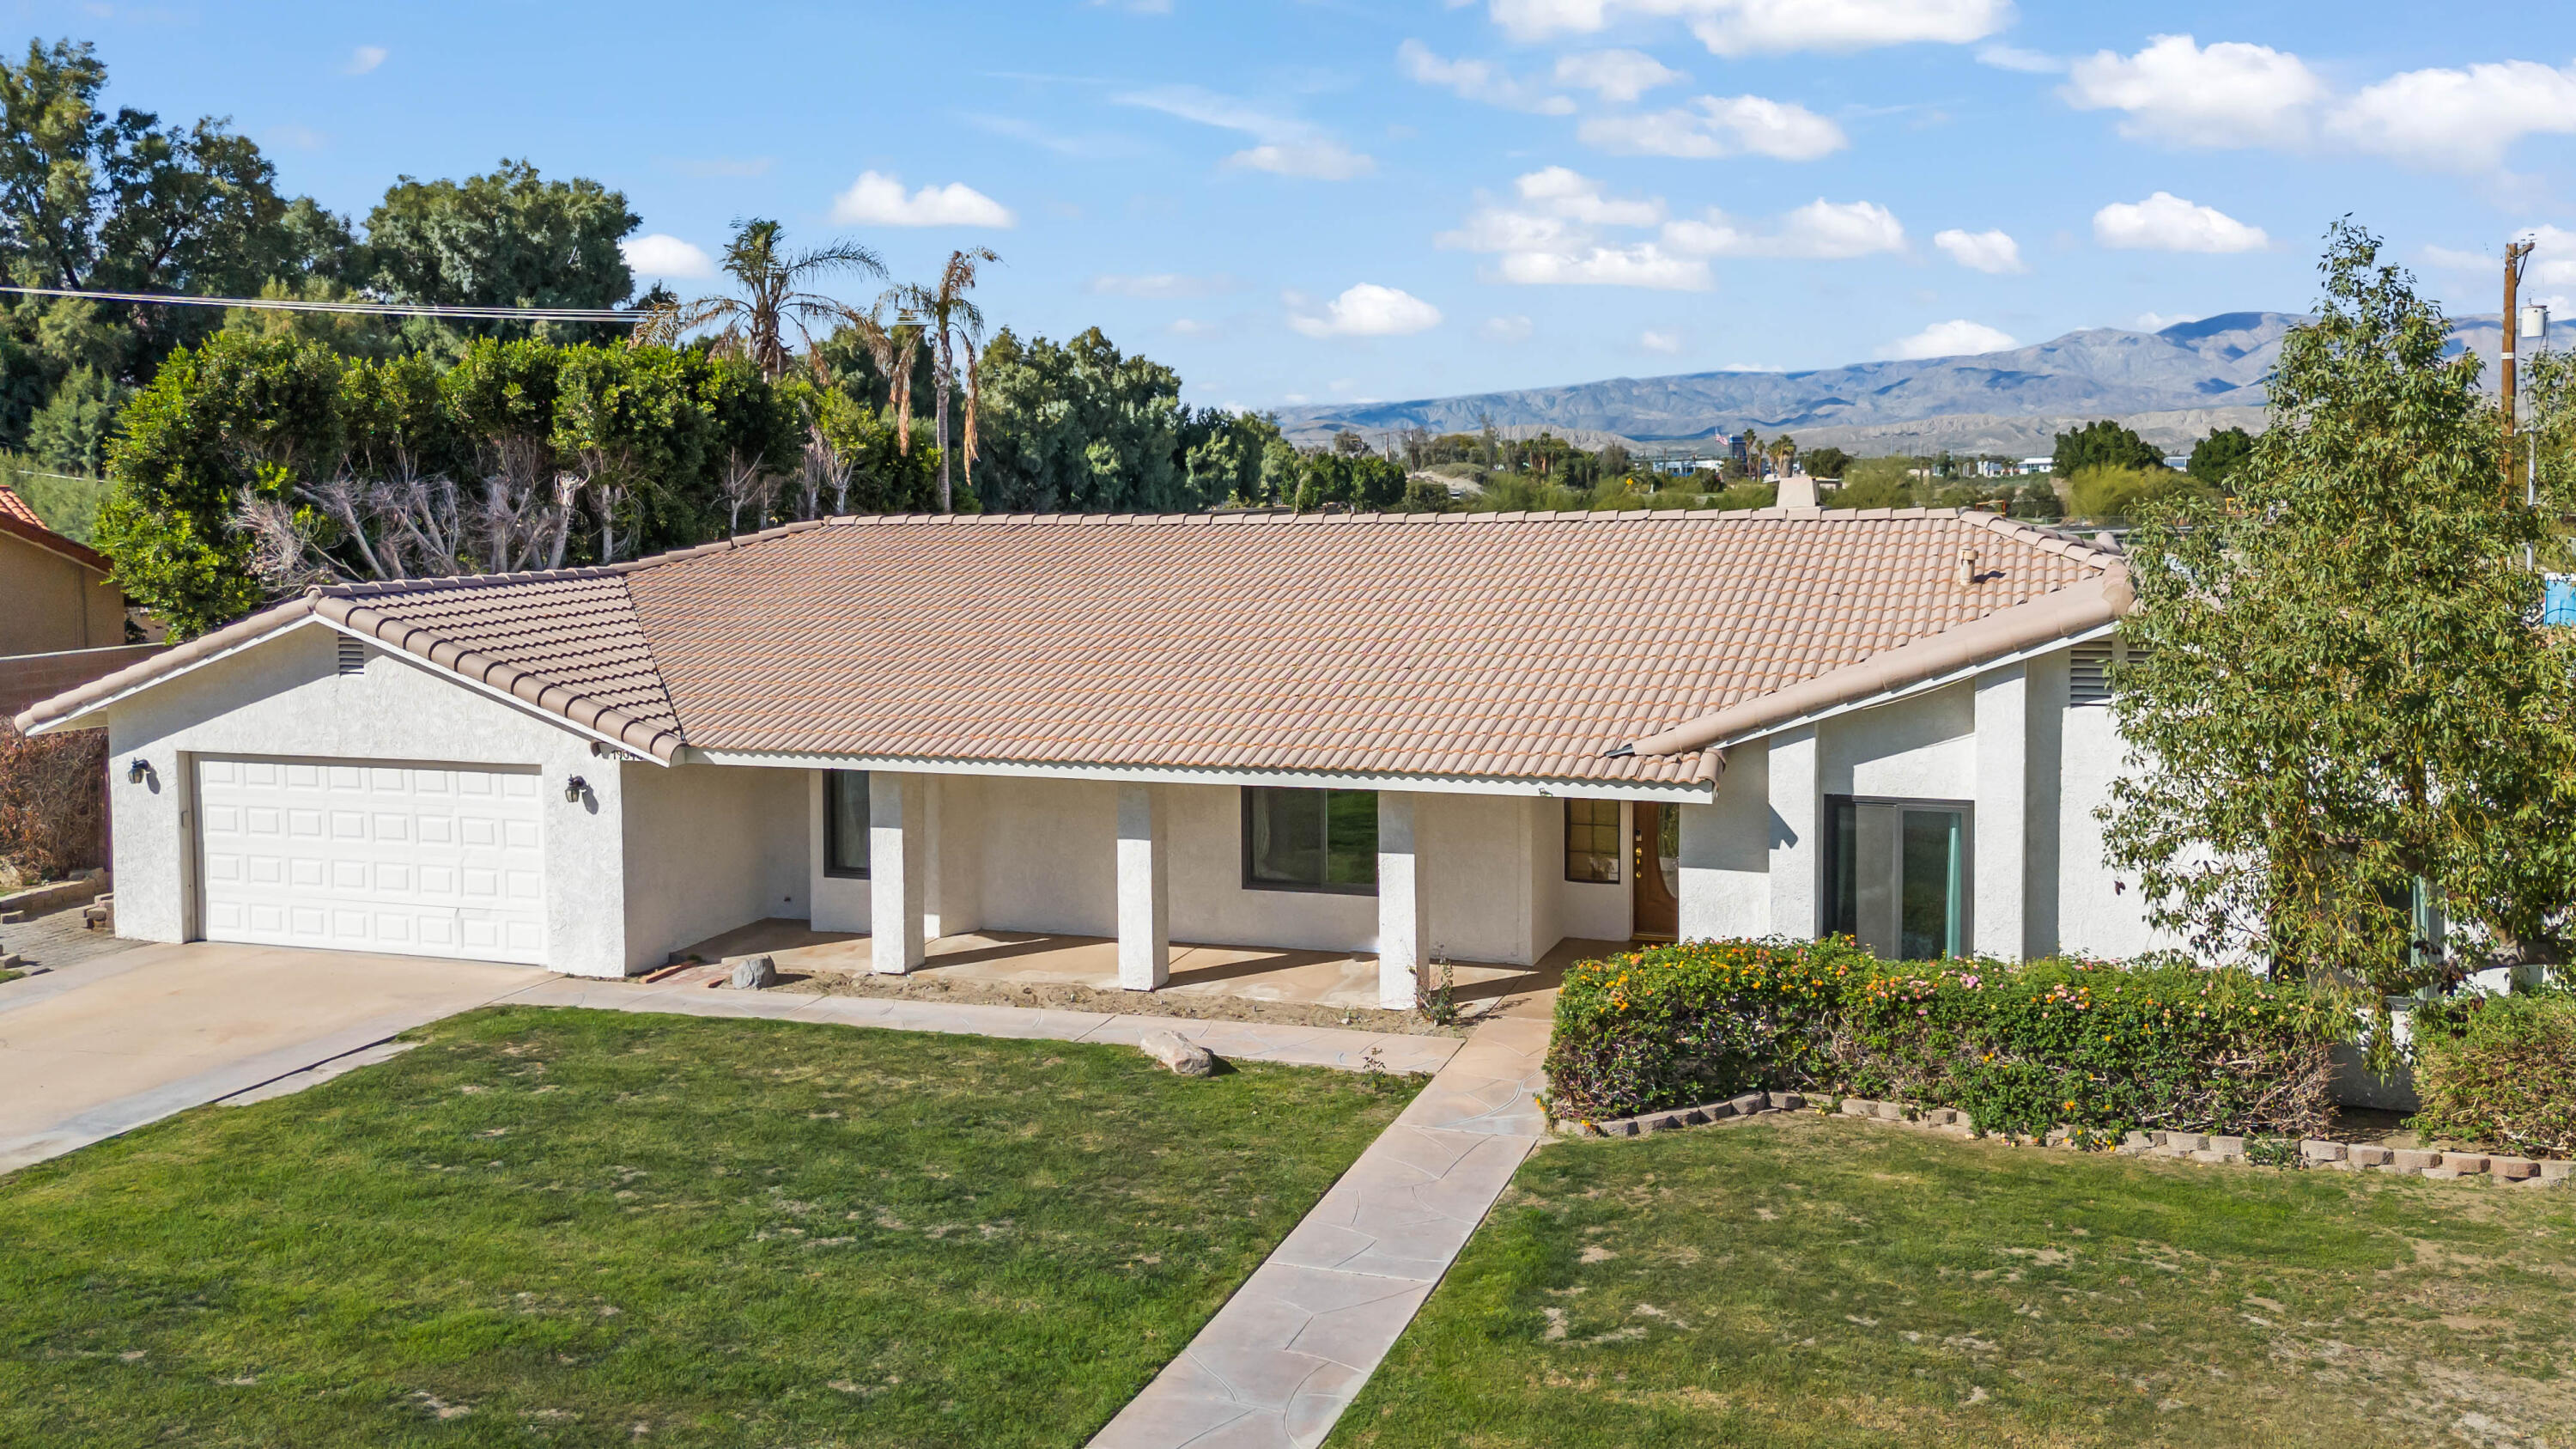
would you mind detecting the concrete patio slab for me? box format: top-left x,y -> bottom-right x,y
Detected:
1087,1013 -> 1552,1449
0,941 -> 550,1173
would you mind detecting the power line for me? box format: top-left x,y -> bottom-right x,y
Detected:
0,283 -> 647,323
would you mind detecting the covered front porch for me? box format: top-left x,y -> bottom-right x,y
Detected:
676,916 -> 1613,1021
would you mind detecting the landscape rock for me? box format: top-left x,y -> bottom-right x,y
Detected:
1139,1029 -> 1216,1077
726,954 -> 778,990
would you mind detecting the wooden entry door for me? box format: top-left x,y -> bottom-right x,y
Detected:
1632,802 -> 1680,940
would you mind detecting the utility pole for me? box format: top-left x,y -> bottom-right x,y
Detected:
2505,239 -> 2536,502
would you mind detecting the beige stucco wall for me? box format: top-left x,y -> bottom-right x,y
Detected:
622,759 -> 806,971
96,620 -> 631,976
0,531 -> 123,656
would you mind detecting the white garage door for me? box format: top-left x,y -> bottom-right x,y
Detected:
196,757 -> 547,965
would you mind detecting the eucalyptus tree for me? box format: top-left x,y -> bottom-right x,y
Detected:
900,247 -> 998,510
682,218 -> 884,382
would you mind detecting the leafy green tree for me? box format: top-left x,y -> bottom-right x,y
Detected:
2050,418 -> 2164,478
551,344 -> 706,562
25,365 -> 124,472
1803,445 -> 1852,480
363,160 -> 637,354
2106,222 -> 2576,998
972,326 -> 1217,512
2187,425 -> 2256,488
95,332 -> 346,634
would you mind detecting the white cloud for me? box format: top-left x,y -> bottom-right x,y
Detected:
342,45 -> 387,76
1640,328 -> 1684,354
1515,166 -> 1665,226
1577,94 -> 1846,161
1224,141 -> 1376,180
1976,43 -> 2060,74
1286,283 -> 1443,338
1933,227 -> 2024,273
1117,84 -> 1376,180
2134,312 -> 2201,331
1439,168 -> 1708,289
1498,244 -> 1709,289
2427,228 -> 2576,289
1480,314 -> 1534,343
1552,49 -> 1686,103
1488,0 -> 2009,55
1663,198 -> 1905,259
2093,192 -> 2268,253
1879,319 -> 2017,360
1090,273 -> 1234,298
1398,40 -> 1575,114
2063,34 -> 2324,149
830,171 -> 1016,228
2333,60 -> 2576,172
621,234 -> 714,280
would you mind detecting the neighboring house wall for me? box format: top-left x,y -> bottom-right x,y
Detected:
0,530 -> 123,656
623,761 -> 805,974
2058,656 -> 2166,960
97,622 -> 631,977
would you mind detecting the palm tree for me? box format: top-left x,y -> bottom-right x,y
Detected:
900,247 -> 999,511
683,219 -> 886,382
846,300 -> 926,453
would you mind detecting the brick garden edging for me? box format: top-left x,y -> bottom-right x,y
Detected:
1554,1093 -> 2576,1188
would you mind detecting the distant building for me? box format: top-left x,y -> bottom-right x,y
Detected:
2018,457 -> 2055,475
2161,455 -> 2192,471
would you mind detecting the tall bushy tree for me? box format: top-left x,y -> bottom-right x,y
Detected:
363,160 -> 637,353
2105,222 -> 2576,994
971,326 -> 1217,512
2051,418 -> 2164,477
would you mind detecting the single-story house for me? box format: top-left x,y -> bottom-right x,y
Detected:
14,503 -> 2162,1003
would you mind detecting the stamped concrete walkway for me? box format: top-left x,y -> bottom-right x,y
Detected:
1088,1014 -> 1552,1449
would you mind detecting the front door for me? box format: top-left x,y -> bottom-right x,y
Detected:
1631,802 -> 1680,940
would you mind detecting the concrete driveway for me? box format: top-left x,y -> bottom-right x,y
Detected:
0,941 -> 550,1173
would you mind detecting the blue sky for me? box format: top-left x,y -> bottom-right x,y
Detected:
26,0 -> 2576,409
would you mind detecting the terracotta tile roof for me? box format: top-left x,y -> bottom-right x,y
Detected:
0,483 -> 42,528
0,483 -> 112,575
16,508 -> 2124,788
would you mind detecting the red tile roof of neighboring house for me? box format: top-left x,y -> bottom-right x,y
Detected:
0,483 -> 112,575
12,508 -> 2129,788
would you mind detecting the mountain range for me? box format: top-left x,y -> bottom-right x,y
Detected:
1278,312 -> 2512,457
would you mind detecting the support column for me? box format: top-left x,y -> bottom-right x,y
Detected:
1767,725 -> 1820,941
870,770 -> 927,974
1974,662 -> 2028,960
1116,782 -> 1170,990
1376,791 -> 1430,1010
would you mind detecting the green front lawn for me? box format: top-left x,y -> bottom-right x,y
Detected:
0,1006 -> 1417,1447
1331,1111 -> 2576,1447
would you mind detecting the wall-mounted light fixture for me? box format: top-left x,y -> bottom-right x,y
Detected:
126,758 -> 149,784
563,775 -> 588,804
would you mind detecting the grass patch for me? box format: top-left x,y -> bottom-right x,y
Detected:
1329,1111 -> 2576,1447
0,1006 -> 1418,1446
0,967 -> 22,986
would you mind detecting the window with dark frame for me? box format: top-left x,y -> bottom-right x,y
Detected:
1564,798 -> 1621,883
1242,787 -> 1377,893
823,770 -> 870,879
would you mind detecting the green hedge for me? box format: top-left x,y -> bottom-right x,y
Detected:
1544,938 -> 2343,1142
2410,993 -> 2576,1159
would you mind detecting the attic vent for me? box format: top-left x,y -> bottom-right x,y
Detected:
2069,642 -> 2112,706
336,635 -> 367,676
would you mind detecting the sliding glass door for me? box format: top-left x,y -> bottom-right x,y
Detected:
1826,797 -> 1970,960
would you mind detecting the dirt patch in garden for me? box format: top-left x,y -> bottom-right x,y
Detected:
756,965 -> 1474,1037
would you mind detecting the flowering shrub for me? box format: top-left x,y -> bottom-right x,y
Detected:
2410,993 -> 2576,1159
1546,938 -> 2343,1142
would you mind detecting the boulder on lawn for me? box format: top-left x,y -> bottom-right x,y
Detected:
727,954 -> 779,990
1139,1029 -> 1216,1077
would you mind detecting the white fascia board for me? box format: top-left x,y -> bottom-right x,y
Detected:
1704,622 -> 2119,751
21,612 -> 325,734
679,747 -> 1714,802
324,619 -> 677,767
